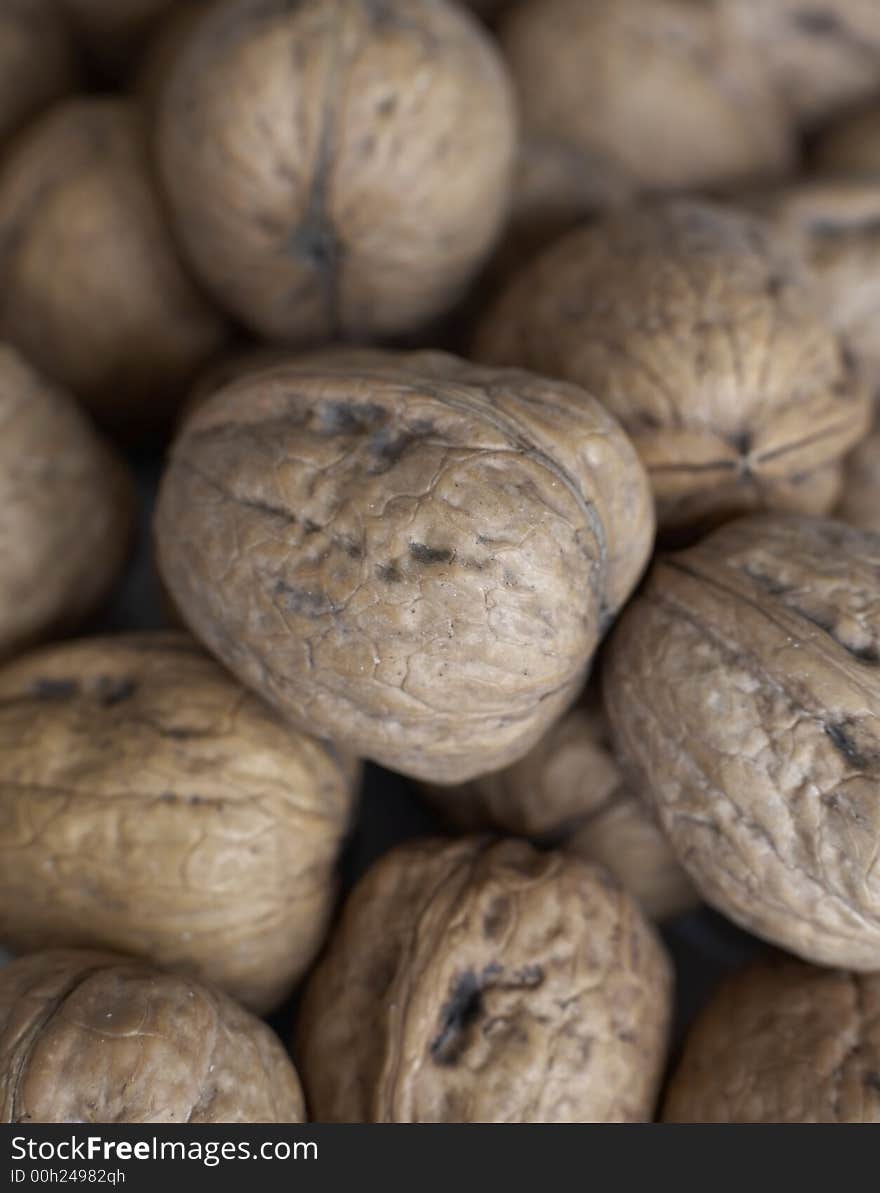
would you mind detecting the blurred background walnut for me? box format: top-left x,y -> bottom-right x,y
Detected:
296,837 -> 673,1122
0,344 -> 132,662
0,0 -> 78,150
60,0 -> 176,80
0,950 -> 305,1123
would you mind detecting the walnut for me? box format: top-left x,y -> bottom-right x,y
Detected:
0,344 -> 132,662
0,949 -> 305,1123
154,0 -> 516,345
295,837 -> 673,1122
477,200 -> 871,533
0,632 -> 358,1013
498,0 -> 793,199
421,700 -> 697,921
603,513 -> 880,971
721,0 -> 880,127
0,0 -> 78,149
664,954 -> 880,1122
811,103 -> 880,177
156,348 -> 654,783
838,424 -> 880,533
0,97 -> 227,432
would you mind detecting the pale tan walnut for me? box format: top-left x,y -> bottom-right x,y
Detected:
0,97 -> 227,431
812,104 -> 880,176
0,344 -> 132,662
477,200 -> 871,532
498,0 -> 793,199
664,954 -> 880,1122
421,702 -> 697,921
0,633 -> 358,1013
0,949 -> 305,1123
296,837 -> 673,1122
604,513 -> 880,971
839,425 -> 880,532
745,180 -> 880,393
60,0 -> 176,78
0,0 -> 78,149
155,0 -> 516,346
721,0 -> 880,127
156,348 -> 654,783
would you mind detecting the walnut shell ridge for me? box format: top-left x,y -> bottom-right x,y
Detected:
0,949 -> 305,1123
604,513 -> 880,970
477,200 -> 871,532
156,348 -> 654,783
664,954 -> 880,1123
0,344 -> 132,662
156,0 -> 516,345
296,837 -> 673,1122
0,633 -> 358,1013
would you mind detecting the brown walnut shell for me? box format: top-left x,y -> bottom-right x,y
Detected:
604,513 -> 880,970
0,949 -> 305,1123
421,700 -> 697,921
156,348 -> 654,783
838,424 -> 880,533
811,103 -> 880,177
0,344 -> 132,662
0,96 -> 227,431
296,836 -> 673,1122
155,0 -> 516,345
664,954 -> 880,1123
498,0 -> 793,197
0,633 -> 358,1013
477,200 -> 871,532
0,0 -> 78,150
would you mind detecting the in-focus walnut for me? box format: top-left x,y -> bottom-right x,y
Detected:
603,513 -> 880,971
0,950 -> 305,1123
60,0 -> 176,79
721,0 -> 880,127
155,0 -> 516,346
0,97 -> 227,432
0,633 -> 358,1013
0,0 -> 78,150
0,344 -> 132,662
664,954 -> 880,1123
477,200 -> 871,533
838,424 -> 880,532
421,701 -> 697,921
498,0 -> 793,200
156,348 -> 654,783
296,837 -> 673,1122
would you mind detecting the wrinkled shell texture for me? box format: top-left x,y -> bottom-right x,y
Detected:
157,0 -> 516,344
0,97 -> 226,425
664,955 -> 880,1122
722,0 -> 880,125
296,837 -> 673,1122
604,514 -> 880,970
0,345 -> 131,662
0,0 -> 77,148
0,950 -> 305,1123
0,633 -> 357,1013
477,201 -> 870,531
157,349 -> 653,783
499,0 -> 793,195
812,104 -> 880,176
422,703 -> 696,920
839,426 -> 880,533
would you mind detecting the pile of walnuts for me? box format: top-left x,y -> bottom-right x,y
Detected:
4,0 -> 880,1126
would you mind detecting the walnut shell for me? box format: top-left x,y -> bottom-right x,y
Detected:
0,97 -> 227,431
664,954 -> 880,1122
477,200 -> 871,532
0,0 -> 78,149
155,0 -> 516,345
0,344 -> 132,662
0,949 -> 305,1123
0,633 -> 358,1013
296,837 -> 673,1122
156,348 -> 654,783
498,0 -> 793,197
838,424 -> 880,532
811,103 -> 880,176
421,701 -> 697,920
603,513 -> 880,970
722,0 -> 880,126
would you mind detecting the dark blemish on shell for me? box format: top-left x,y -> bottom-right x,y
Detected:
483,895 -> 511,940
377,561 -> 402,583
95,676 -> 136,707
240,496 -> 296,523
303,520 -> 321,535
409,542 -> 455,565
430,970 -> 483,1066
864,1072 -> 880,1094
794,9 -> 841,36
319,401 -> 387,436
33,678 -> 79,701
731,431 -> 752,455
743,565 -> 794,597
273,578 -> 339,617
825,721 -> 873,770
